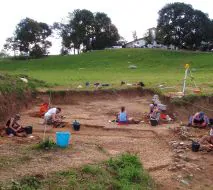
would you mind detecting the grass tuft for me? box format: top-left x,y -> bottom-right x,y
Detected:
35,137 -> 57,150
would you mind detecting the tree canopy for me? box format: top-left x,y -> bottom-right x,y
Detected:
156,2 -> 213,50
54,9 -> 120,54
4,18 -> 52,58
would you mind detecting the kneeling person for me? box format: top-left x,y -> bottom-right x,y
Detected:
44,107 -> 62,127
189,112 -> 209,128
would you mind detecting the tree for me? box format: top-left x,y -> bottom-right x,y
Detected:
55,10 -> 120,53
144,28 -> 156,45
156,2 -> 213,50
4,37 -> 19,56
92,12 -> 120,50
69,9 -> 94,53
132,31 -> 137,41
0,49 -> 8,58
4,18 -> 52,58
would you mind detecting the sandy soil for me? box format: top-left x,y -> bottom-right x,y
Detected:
0,93 -> 212,190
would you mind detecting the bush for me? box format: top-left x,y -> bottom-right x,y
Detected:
36,138 -> 57,150
11,176 -> 41,190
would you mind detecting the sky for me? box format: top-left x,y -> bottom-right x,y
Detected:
0,0 -> 213,54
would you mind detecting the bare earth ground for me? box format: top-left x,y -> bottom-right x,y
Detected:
0,94 -> 212,190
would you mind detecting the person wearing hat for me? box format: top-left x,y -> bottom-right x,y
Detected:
189,112 -> 209,128
5,114 -> 26,137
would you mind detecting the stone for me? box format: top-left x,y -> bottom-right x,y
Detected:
180,179 -> 189,186
177,175 -> 182,179
176,164 -> 185,169
176,149 -> 185,153
174,158 -> 180,162
128,65 -> 137,69
168,166 -> 177,171
169,141 -> 177,145
171,142 -> 179,148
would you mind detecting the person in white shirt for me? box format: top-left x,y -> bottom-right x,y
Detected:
44,107 -> 62,125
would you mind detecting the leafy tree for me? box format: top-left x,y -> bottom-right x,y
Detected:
55,9 -> 120,53
69,9 -> 94,53
144,28 -> 156,45
156,2 -> 213,50
4,37 -> 19,56
92,12 -> 120,49
53,22 -> 73,53
0,49 -> 8,58
132,31 -> 137,41
4,18 -> 52,58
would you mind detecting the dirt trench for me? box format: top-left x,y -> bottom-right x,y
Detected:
0,91 -> 34,124
0,88 -> 213,190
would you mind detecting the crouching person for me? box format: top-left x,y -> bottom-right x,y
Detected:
5,114 -> 27,137
44,107 -> 63,127
188,112 -> 209,128
199,127 -> 213,151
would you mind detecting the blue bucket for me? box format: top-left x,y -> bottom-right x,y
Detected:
56,132 -> 71,148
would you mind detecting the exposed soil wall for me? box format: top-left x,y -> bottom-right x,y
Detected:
0,91 -> 35,125
37,88 -> 151,105
37,88 -> 213,122
161,95 -> 213,121
0,88 -> 212,126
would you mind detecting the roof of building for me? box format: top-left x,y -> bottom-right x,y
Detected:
125,38 -> 146,46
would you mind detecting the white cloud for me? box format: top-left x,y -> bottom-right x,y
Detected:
0,0 -> 212,54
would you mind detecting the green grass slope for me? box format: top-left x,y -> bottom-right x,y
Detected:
1,154 -> 155,190
0,49 -> 212,92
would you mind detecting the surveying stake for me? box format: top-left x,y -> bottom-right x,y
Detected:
43,91 -> 52,141
182,64 -> 199,95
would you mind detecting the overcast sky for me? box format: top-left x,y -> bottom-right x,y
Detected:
0,0 -> 213,54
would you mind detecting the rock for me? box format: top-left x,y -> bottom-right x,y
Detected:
182,168 -> 190,174
177,175 -> 182,179
176,164 -> 185,169
174,158 -> 180,162
168,166 -> 177,171
169,141 -> 177,144
180,142 -> 185,145
172,143 -> 179,148
176,149 -> 185,153
180,179 -> 189,186
20,77 -> 28,83
128,65 -> 137,69
186,163 -> 199,170
177,154 -> 190,161
187,156 -> 198,162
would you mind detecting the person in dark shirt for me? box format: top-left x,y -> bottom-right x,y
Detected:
5,114 -> 26,137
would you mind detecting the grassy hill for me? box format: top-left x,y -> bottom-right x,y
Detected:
0,49 -> 212,93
